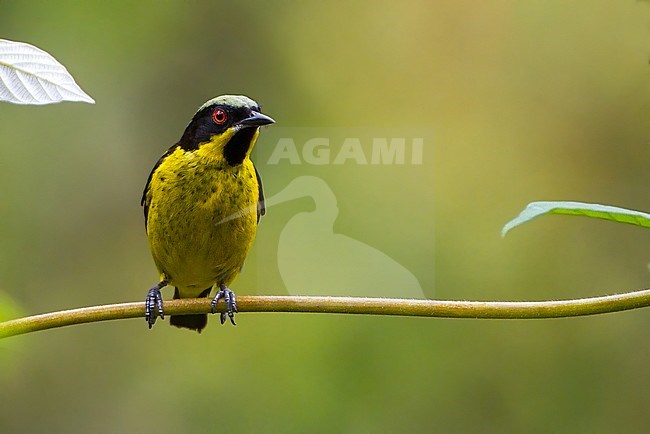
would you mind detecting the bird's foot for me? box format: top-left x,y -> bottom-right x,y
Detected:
211,284 -> 238,325
145,282 -> 166,329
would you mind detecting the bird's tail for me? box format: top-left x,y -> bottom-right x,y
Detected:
169,287 -> 210,333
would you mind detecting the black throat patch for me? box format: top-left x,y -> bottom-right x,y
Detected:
224,127 -> 257,166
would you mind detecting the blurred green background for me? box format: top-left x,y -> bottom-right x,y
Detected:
1,1 -> 650,432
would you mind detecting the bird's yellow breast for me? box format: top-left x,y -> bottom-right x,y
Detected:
145,138 -> 259,297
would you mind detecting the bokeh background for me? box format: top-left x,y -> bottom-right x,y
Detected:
1,1 -> 650,432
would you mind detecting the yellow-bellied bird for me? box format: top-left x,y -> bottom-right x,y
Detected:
142,95 -> 274,332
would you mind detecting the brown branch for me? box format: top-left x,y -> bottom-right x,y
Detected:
1,289 -> 649,338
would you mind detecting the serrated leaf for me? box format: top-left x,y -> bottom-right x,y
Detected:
0,39 -> 94,105
502,201 -> 650,237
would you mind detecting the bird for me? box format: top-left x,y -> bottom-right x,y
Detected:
141,95 -> 274,332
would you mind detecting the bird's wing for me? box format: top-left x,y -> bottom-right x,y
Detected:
254,164 -> 266,224
141,145 -> 177,230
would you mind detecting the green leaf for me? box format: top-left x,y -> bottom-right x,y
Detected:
502,201 -> 650,237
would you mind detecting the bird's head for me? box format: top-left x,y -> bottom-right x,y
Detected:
179,95 -> 275,165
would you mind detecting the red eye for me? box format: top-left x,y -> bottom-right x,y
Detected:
212,108 -> 227,124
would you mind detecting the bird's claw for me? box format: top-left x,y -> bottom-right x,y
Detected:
211,284 -> 238,325
145,283 -> 165,328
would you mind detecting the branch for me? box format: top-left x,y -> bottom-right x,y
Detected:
1,289 -> 649,338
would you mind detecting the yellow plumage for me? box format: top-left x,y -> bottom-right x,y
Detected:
142,95 -> 274,332
146,132 -> 259,296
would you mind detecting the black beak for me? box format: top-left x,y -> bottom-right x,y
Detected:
238,111 -> 275,128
